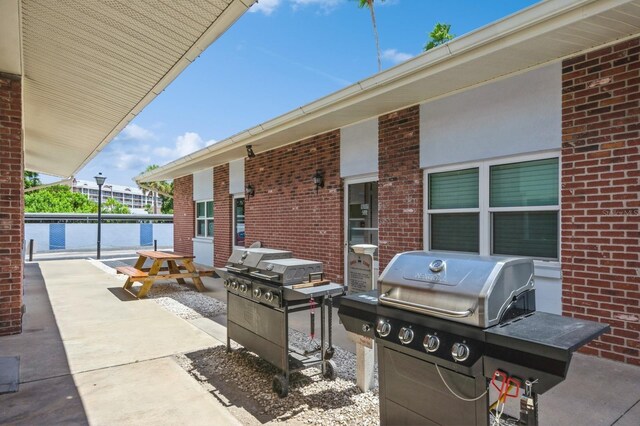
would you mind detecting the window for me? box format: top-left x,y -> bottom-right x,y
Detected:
196,200 -> 214,238
426,155 -> 559,260
233,197 -> 245,247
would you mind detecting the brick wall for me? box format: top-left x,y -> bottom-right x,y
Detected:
214,164 -> 232,268
378,105 -> 423,271
561,37 -> 640,365
173,175 -> 194,255
0,73 -> 23,336
245,131 -> 343,282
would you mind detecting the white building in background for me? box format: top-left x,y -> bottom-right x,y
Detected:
72,179 -> 160,212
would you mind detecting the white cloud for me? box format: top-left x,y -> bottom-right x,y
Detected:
117,123 -> 156,141
154,132 -> 216,158
249,0 -> 281,15
381,48 -> 413,64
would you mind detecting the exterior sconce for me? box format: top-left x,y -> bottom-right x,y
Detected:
246,144 -> 256,158
245,183 -> 255,198
312,170 -> 324,193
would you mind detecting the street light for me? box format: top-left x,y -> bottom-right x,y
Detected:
94,173 -> 106,259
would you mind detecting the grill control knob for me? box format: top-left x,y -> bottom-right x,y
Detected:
376,320 -> 392,337
253,288 -> 262,298
423,334 -> 440,353
231,280 -> 238,290
239,283 -> 247,293
265,291 -> 274,302
362,323 -> 371,333
223,280 -> 230,288
398,327 -> 414,345
451,342 -> 470,362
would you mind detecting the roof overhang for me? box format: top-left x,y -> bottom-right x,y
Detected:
137,0 -> 640,183
4,0 -> 255,178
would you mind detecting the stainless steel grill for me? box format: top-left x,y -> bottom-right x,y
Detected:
217,247 -> 343,398
378,251 -> 535,327
339,250 -> 609,426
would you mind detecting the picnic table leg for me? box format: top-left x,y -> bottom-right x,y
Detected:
124,255 -> 148,291
182,259 -> 206,292
168,260 -> 187,285
137,259 -> 162,298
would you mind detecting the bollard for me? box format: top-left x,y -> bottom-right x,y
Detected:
154,239 -> 157,251
28,239 -> 34,261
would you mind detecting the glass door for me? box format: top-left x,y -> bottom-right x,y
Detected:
233,196 -> 245,248
347,182 -> 379,252
344,179 -> 379,287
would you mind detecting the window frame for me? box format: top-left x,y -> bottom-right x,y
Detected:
195,199 -> 214,239
424,151 -> 561,261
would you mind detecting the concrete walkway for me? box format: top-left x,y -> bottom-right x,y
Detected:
0,261 -> 239,425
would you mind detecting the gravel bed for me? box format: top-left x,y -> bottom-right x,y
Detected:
132,281 -> 380,424
130,281 -> 227,320
178,344 -> 379,426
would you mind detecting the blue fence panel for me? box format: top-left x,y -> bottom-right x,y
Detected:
140,223 -> 153,246
49,223 -> 66,250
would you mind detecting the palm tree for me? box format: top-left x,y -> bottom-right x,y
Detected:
138,164 -> 173,214
355,0 -> 385,72
424,23 -> 455,51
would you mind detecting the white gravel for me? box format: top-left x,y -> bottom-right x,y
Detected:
148,283 -> 380,425
129,281 -> 227,320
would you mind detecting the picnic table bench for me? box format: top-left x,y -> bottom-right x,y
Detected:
117,250 -> 214,298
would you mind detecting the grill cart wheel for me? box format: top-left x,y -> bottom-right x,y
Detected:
272,374 -> 289,398
323,360 -> 338,380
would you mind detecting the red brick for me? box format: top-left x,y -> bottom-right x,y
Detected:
0,74 -> 22,336
562,38 -> 640,365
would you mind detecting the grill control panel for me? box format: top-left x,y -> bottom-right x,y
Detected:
375,317 -> 483,366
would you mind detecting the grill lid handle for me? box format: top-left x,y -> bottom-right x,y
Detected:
226,265 -> 249,273
379,292 -> 474,318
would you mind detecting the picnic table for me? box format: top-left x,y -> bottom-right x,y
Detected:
117,251 -> 214,298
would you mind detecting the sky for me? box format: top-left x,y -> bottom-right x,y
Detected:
56,0 -> 540,187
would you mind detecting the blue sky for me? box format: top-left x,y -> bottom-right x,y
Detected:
66,0 -> 539,186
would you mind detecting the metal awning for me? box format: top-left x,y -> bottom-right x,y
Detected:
0,0 -> 255,178
136,0 -> 640,183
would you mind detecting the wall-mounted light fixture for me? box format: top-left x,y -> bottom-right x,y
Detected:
245,183 -> 255,198
246,144 -> 256,158
312,170 -> 324,193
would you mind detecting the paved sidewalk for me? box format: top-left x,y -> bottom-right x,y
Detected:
0,261 -> 240,425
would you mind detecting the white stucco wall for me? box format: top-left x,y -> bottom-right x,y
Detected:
192,238 -> 213,266
420,63 -> 562,168
340,118 -> 378,178
193,168 -> 213,201
229,159 -> 245,195
153,223 -> 173,247
24,224 -> 49,253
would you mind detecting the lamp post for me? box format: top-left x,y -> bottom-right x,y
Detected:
94,173 -> 106,259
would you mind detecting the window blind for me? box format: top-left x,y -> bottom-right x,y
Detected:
429,168 -> 479,209
490,158 -> 558,207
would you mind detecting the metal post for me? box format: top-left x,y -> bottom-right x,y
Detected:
94,173 -> 106,260
154,239 -> 157,251
28,239 -> 34,261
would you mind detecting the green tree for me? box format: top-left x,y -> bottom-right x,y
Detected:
138,164 -> 173,214
102,197 -> 130,214
424,23 -> 455,51
24,171 -> 41,189
25,185 -> 97,213
355,0 -> 385,72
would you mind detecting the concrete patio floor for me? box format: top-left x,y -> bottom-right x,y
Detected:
0,261 -> 239,425
1,258 -> 639,425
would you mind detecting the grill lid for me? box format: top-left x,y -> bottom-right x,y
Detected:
226,248 -> 292,272
253,258 -> 323,286
378,251 -> 534,328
